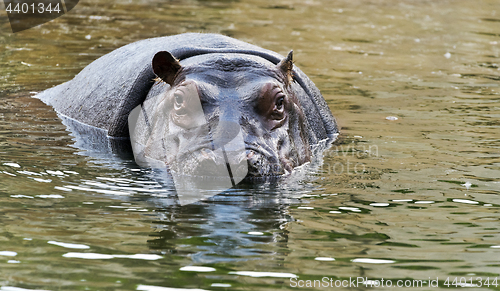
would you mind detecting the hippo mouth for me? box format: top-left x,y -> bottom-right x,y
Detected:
170,143 -> 287,180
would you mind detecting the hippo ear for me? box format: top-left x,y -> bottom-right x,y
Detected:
152,51 -> 182,86
277,50 -> 294,83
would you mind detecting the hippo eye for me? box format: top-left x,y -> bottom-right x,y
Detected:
174,93 -> 183,105
275,96 -> 284,110
273,92 -> 286,114
257,83 -> 288,128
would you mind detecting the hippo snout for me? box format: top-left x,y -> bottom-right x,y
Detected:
245,145 -> 285,177
172,132 -> 285,178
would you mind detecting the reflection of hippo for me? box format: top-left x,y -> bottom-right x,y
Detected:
38,33 -> 338,178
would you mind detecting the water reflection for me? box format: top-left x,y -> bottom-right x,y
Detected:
148,188 -> 294,264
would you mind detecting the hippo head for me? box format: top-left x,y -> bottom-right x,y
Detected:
129,51 -> 313,181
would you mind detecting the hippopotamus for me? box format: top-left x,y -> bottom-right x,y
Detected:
37,33 -> 339,183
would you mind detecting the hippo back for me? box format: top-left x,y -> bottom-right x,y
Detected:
37,33 -> 338,144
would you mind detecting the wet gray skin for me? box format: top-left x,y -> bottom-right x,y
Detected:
37,33 -> 339,179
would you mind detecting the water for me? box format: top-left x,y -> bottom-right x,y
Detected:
1,0 -> 500,290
